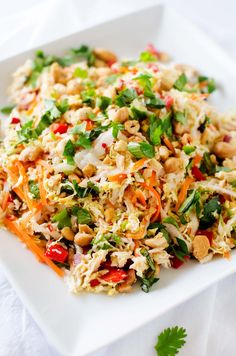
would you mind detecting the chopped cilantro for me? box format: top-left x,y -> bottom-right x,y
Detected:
174,73 -> 187,91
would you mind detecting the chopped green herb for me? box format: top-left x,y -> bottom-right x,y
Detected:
149,115 -> 163,146
178,190 -> 196,214
57,98 -> 69,114
75,133 -> 92,149
162,113 -> 173,138
0,105 -> 15,115
52,208 -> 71,229
155,326 -> 187,356
174,73 -> 187,91
73,180 -> 99,197
146,96 -> 165,109
183,145 -> 196,155
28,180 -> 40,199
111,122 -> 124,139
163,217 -> 179,229
63,139 -> 76,165
81,88 -> 96,106
115,88 -> 137,107
73,67 -> 88,78
176,237 -> 189,255
200,152 -> 215,175
97,96 -> 112,111
199,196 -> 221,229
139,51 -> 157,62
77,208 -> 92,224
105,74 -> 120,84
198,76 -> 216,94
128,141 -> 155,158
198,116 -> 211,133
174,111 -> 186,125
131,105 -> 147,120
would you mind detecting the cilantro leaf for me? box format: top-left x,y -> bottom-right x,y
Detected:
149,115 -> 163,146
146,96 -> 165,109
115,88 -> 137,107
75,133 -> 92,149
139,51 -> 157,62
52,208 -> 71,229
73,67 -> 88,78
77,208 -> 92,224
174,111 -> 186,125
174,73 -> 187,91
63,139 -> 76,165
155,326 -> 187,356
163,217 -> 179,229
128,141 -> 155,158
111,122 -> 124,139
0,105 -> 15,115
199,196 -> 221,229
97,96 -> 112,111
200,152 -> 215,175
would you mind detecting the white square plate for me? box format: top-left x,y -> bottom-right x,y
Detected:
1,4 -> 236,356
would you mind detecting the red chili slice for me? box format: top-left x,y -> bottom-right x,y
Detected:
11,117 -> 21,124
164,96 -> 174,110
192,166 -> 206,181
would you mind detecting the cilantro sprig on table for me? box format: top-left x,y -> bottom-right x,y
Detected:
155,326 -> 187,356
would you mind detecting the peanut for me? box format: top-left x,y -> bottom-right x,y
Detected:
193,235 -> 210,261
61,227 -> 75,241
104,207 -> 115,223
93,48 -> 117,63
213,142 -> 236,159
82,164 -> 97,178
164,157 -> 183,173
19,145 -> 43,162
124,120 -> 140,134
159,145 -> 170,161
113,107 -> 129,123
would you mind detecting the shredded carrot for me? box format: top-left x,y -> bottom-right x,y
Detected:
37,164 -> 47,206
13,187 -> 25,201
149,171 -> 156,187
126,216 -> 149,240
223,251 -> 231,260
175,176 -> 194,211
135,189 -> 147,206
193,154 -> 202,166
108,173 -> 127,183
139,182 -> 162,219
131,158 -> 148,172
4,218 -> 64,277
163,135 -> 175,153
94,107 -> 100,114
1,191 -> 9,211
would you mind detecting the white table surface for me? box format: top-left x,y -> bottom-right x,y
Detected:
1,1 -> 236,355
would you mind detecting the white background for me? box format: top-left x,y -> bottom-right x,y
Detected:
0,0 -> 236,355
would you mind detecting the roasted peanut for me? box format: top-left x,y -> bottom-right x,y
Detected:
174,121 -> 189,135
114,140 -> 127,152
164,157 -> 183,173
104,207 -> 115,223
74,233 -> 93,246
213,142 -> 236,159
193,235 -> 210,261
159,145 -> 170,161
68,174 -> 81,183
82,164 -> 97,177
113,107 -> 129,123
117,270 -> 136,293
19,145 -> 43,162
124,120 -> 140,134
66,79 -> 83,95
93,48 -> 117,63
76,107 -> 94,121
61,227 -> 75,241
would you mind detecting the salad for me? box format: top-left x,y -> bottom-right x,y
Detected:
0,44 -> 236,295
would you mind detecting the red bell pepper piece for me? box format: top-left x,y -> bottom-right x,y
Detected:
52,123 -> 68,134
192,166 -> 206,181
90,279 -> 101,287
101,268 -> 127,283
11,117 -> 21,124
45,244 -> 68,263
196,230 -> 214,246
146,43 -> 160,58
171,255 -> 189,269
